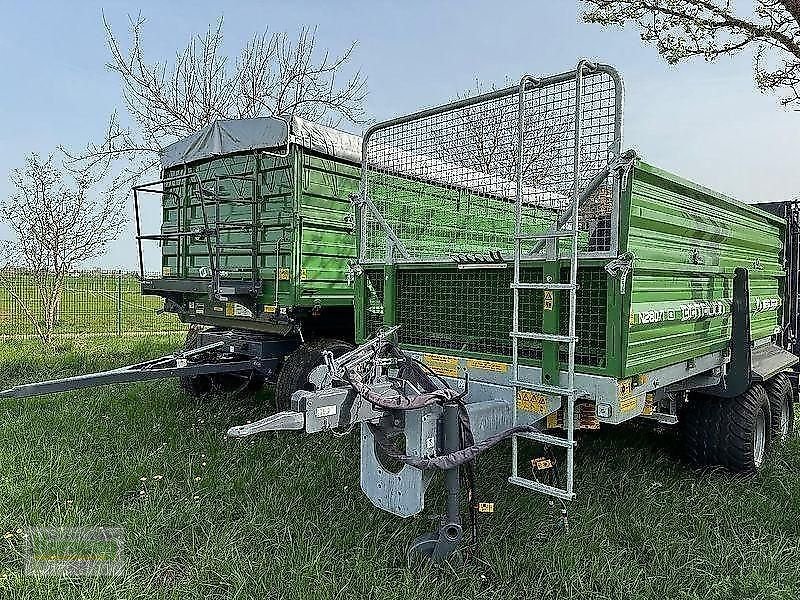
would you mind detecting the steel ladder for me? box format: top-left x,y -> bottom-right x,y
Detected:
508,65 -> 587,502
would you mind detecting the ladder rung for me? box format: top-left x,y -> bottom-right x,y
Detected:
510,332 -> 577,343
508,476 -> 576,501
516,230 -> 577,240
216,224 -> 255,231
514,430 -> 575,449
511,282 -> 576,290
138,230 -> 208,241
510,380 -> 577,397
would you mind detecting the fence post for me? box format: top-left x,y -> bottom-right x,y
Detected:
116,270 -> 123,337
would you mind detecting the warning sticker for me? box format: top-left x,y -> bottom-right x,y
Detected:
225,303 -> 254,318
300,268 -> 308,281
618,379 -> 639,413
619,395 -> 638,413
422,354 -> 459,378
466,359 -> 508,373
543,290 -> 554,311
516,389 -> 549,414
278,268 -> 290,281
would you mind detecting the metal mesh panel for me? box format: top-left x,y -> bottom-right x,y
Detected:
394,266 -> 606,368
361,65 -> 622,263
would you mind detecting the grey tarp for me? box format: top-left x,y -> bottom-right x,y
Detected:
159,116 -> 362,169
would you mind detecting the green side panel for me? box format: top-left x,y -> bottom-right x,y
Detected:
161,147 -> 363,311
623,161 -> 785,376
296,152 -> 358,306
364,175 -> 567,259
161,152 -> 296,304
358,262 -> 615,376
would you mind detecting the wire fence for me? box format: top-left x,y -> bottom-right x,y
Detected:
0,269 -> 188,340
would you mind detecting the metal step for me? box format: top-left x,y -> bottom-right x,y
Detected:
516,230 -> 578,240
510,331 -> 577,343
216,224 -> 255,232
515,430 -> 575,449
508,476 -> 576,501
510,380 -> 577,397
511,282 -> 576,290
138,230 -> 210,241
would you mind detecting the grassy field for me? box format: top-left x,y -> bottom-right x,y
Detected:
0,271 -> 186,338
1,337 -> 800,599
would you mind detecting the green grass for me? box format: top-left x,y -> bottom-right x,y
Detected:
1,337 -> 800,599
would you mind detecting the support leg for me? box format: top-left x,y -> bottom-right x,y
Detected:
409,402 -> 463,561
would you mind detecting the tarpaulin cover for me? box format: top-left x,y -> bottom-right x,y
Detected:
160,116 -> 362,168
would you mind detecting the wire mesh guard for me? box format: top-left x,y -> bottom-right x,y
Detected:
364,267 -> 607,368
361,65 -> 622,263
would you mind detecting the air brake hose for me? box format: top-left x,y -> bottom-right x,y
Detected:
369,423 -> 538,470
342,367 -> 461,410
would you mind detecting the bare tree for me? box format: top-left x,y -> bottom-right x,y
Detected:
429,81 -> 576,199
0,154 -> 126,343
65,14 -> 368,190
582,0 -> 800,108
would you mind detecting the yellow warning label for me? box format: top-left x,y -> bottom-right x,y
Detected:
162,266 -> 171,276
620,395 -> 638,413
532,457 -> 554,470
477,502 -> 494,513
225,303 -> 235,317
543,290 -> 554,311
642,393 -> 655,416
278,268 -> 290,281
516,389 -> 549,414
629,312 -> 636,326
618,378 -> 639,412
422,354 -> 459,378
300,268 -> 308,281
547,412 -> 561,429
263,305 -> 277,314
466,359 -> 508,373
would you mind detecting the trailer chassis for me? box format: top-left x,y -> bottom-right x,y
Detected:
0,329 -> 298,400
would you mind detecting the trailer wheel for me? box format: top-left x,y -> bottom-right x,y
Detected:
274,338 -> 354,410
681,384 -> 771,473
765,372 -> 795,442
179,327 -> 264,398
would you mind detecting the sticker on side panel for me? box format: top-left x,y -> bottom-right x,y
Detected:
422,354 -> 459,378
543,290 -> 554,311
225,303 -> 254,318
278,268 -> 290,281
516,389 -> 549,414
466,359 -> 508,373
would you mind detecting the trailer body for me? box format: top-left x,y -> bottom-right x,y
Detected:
137,117 -> 362,340
357,160 -> 787,409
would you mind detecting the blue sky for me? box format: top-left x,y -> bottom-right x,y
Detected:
1,0 -> 798,269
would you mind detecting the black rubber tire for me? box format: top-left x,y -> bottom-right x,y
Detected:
764,372 -> 795,443
681,384 -> 772,474
274,338 -> 354,410
179,327 -> 264,399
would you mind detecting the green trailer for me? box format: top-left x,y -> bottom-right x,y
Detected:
227,61 -> 799,560
134,116 -> 365,403
3,61 -> 798,563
